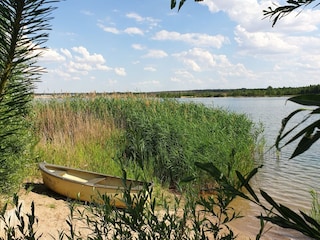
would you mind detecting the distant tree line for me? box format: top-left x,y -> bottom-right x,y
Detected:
36,84 -> 320,98
149,84 -> 320,98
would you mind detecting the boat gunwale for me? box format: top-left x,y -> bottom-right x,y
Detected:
38,162 -> 150,190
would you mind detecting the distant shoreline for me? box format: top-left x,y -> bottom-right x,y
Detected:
34,84 -> 320,98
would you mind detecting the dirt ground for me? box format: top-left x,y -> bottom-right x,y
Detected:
0,180 -> 310,240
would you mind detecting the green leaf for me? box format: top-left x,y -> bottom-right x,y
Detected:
260,190 -> 284,216
300,211 -> 320,231
275,108 -> 306,149
288,95 -> 320,106
180,175 -> 196,183
171,0 -> 176,9
236,171 -> 259,203
279,204 -> 308,227
178,0 -> 186,11
291,130 -> 320,158
244,165 -> 262,183
195,162 -> 227,183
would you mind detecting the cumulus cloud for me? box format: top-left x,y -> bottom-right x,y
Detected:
72,46 -> 107,65
173,47 -> 253,78
153,30 -> 228,48
40,48 -> 65,62
124,27 -> 144,35
142,49 -> 168,58
234,25 -> 298,54
172,48 -> 216,71
38,46 -> 127,86
132,44 -> 145,50
126,12 -> 160,28
98,23 -> 120,34
114,67 -> 126,76
98,23 -> 144,35
61,48 -> 72,59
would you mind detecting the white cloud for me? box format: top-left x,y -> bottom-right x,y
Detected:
72,46 -> 106,65
124,27 -> 144,35
40,47 -> 113,85
114,67 -> 126,76
234,25 -> 298,54
173,48 -> 215,71
132,44 -> 145,50
142,49 -> 168,58
153,30 -> 228,48
173,48 -> 253,78
200,0 -> 268,31
40,48 -> 65,62
61,48 -> 72,59
174,70 -> 194,79
68,61 -> 92,73
98,23 -> 144,35
98,23 -> 120,34
126,12 -> 144,22
126,12 -> 160,28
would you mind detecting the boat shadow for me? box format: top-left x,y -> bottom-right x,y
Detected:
24,182 -> 97,206
24,182 -> 69,202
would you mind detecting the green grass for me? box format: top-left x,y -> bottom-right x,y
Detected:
310,189 -> 320,223
32,95 -> 260,190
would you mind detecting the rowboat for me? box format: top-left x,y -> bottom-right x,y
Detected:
38,162 -> 151,208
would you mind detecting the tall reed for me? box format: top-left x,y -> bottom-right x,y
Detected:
32,96 -> 259,188
33,97 -> 125,177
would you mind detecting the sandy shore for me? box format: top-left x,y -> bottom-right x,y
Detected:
0,180 -> 310,240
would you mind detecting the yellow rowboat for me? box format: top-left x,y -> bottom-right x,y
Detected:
38,162 -> 151,208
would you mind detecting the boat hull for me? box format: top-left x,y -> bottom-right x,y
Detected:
39,162 -> 149,208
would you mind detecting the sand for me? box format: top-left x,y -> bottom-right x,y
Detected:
0,180 -> 310,240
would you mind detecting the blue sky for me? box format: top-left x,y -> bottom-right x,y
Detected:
37,0 -> 320,93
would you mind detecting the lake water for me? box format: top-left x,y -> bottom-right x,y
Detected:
180,97 -> 319,239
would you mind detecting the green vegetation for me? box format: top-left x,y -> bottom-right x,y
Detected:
311,190 -> 320,224
0,0 -> 59,194
33,95 -> 260,189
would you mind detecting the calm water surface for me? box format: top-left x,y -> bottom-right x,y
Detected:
181,97 -> 320,239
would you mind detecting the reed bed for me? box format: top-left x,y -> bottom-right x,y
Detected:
32,95 -> 259,189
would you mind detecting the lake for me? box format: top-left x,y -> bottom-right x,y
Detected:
180,97 -> 319,239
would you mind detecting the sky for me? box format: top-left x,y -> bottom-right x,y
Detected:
36,0 -> 320,93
